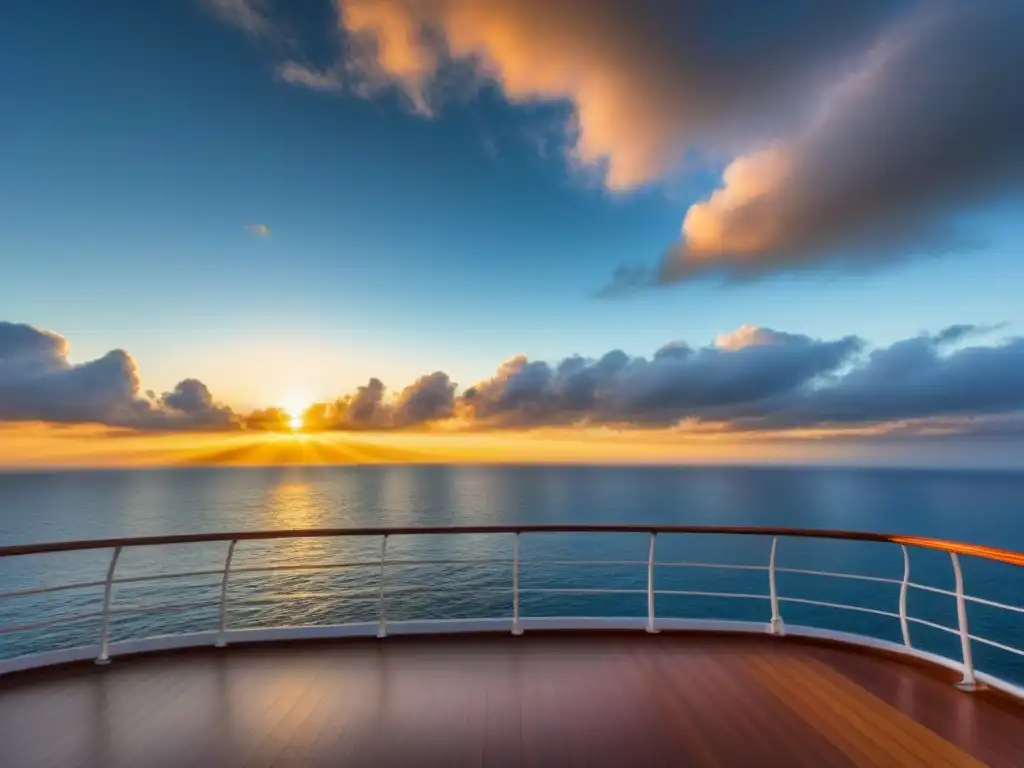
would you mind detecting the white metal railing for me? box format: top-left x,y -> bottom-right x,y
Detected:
0,525 -> 1022,699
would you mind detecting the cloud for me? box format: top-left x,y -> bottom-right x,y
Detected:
246,223 -> 270,237
393,371 -> 456,426
460,328 -> 862,428
334,0 -> 902,189
204,2 -> 1023,287
203,0 -> 273,37
157,379 -> 237,429
0,322 -> 238,431
302,374 -> 455,430
608,3 -> 1024,287
244,406 -> 290,431
730,328 -> 1024,431
276,61 -> 343,92
5,320 -> 1024,440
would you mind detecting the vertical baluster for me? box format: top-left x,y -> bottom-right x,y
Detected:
215,539 -> 237,648
950,552 -> 979,690
512,533 -> 523,635
899,545 -> 912,648
646,533 -> 659,634
768,537 -> 784,635
95,546 -> 123,665
377,535 -> 388,639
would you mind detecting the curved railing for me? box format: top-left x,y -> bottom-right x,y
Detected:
1,525 -> 1022,699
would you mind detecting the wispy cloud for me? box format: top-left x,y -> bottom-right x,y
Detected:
203,0 -> 273,37
276,61 -> 343,92
246,223 -> 270,237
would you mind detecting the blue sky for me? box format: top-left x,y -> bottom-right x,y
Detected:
2,0 -> 1023,416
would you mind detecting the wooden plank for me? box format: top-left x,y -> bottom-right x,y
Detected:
0,636 -> 1020,766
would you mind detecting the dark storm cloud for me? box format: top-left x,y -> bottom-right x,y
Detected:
0,322 -> 238,430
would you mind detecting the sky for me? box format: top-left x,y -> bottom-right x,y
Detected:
1,0 -> 1024,467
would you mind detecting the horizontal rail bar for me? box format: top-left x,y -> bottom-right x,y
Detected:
963,594 -> 1024,615
519,588 -> 648,595
775,567 -> 902,585
522,559 -> 647,567
109,600 -> 221,616
909,582 -> 957,597
0,612 -> 99,635
376,558 -> 513,567
905,616 -> 961,636
230,596 -> 382,607
655,561 -> 769,571
968,634 -> 1024,658
228,585 -> 516,606
777,596 -> 900,619
2,526 -> 1021,567
0,580 -> 108,600
230,558 -> 511,576
112,570 -> 225,585
656,590 -> 769,601
231,561 -> 383,575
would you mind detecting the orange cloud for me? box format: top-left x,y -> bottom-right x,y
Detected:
631,4 -> 1024,285
336,1 -> 891,190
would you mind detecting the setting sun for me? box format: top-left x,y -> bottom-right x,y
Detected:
279,398 -> 311,432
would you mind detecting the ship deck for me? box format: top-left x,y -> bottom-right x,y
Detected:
1,633 -> 1022,767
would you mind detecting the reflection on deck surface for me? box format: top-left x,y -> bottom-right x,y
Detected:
1,634 -> 1021,767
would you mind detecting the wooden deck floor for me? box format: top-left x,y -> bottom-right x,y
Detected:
1,634 -> 1021,767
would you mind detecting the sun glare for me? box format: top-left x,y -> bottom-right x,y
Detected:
279,397 -> 311,432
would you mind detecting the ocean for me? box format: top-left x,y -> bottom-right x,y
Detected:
1,465 -> 1023,684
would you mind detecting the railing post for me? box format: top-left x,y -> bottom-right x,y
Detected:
377,534 -> 388,639
646,532 -> 659,634
215,539 -> 237,648
768,537 -> 784,636
512,533 -> 523,635
950,552 -> 980,690
95,546 -> 122,665
899,545 -> 912,648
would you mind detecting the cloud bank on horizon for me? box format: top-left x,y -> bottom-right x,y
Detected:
209,0 -> 1024,289
3,320 -> 1024,439
0,323 -> 235,431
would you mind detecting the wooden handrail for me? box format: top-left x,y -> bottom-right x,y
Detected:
1,526 -> 1022,567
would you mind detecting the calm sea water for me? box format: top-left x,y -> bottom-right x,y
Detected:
1,465 -> 1022,684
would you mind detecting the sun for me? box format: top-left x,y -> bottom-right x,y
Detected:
279,397 -> 311,432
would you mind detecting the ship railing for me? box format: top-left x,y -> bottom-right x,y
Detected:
1,525 -> 1022,699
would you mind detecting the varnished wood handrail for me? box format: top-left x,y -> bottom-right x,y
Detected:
1,525 -> 1022,567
